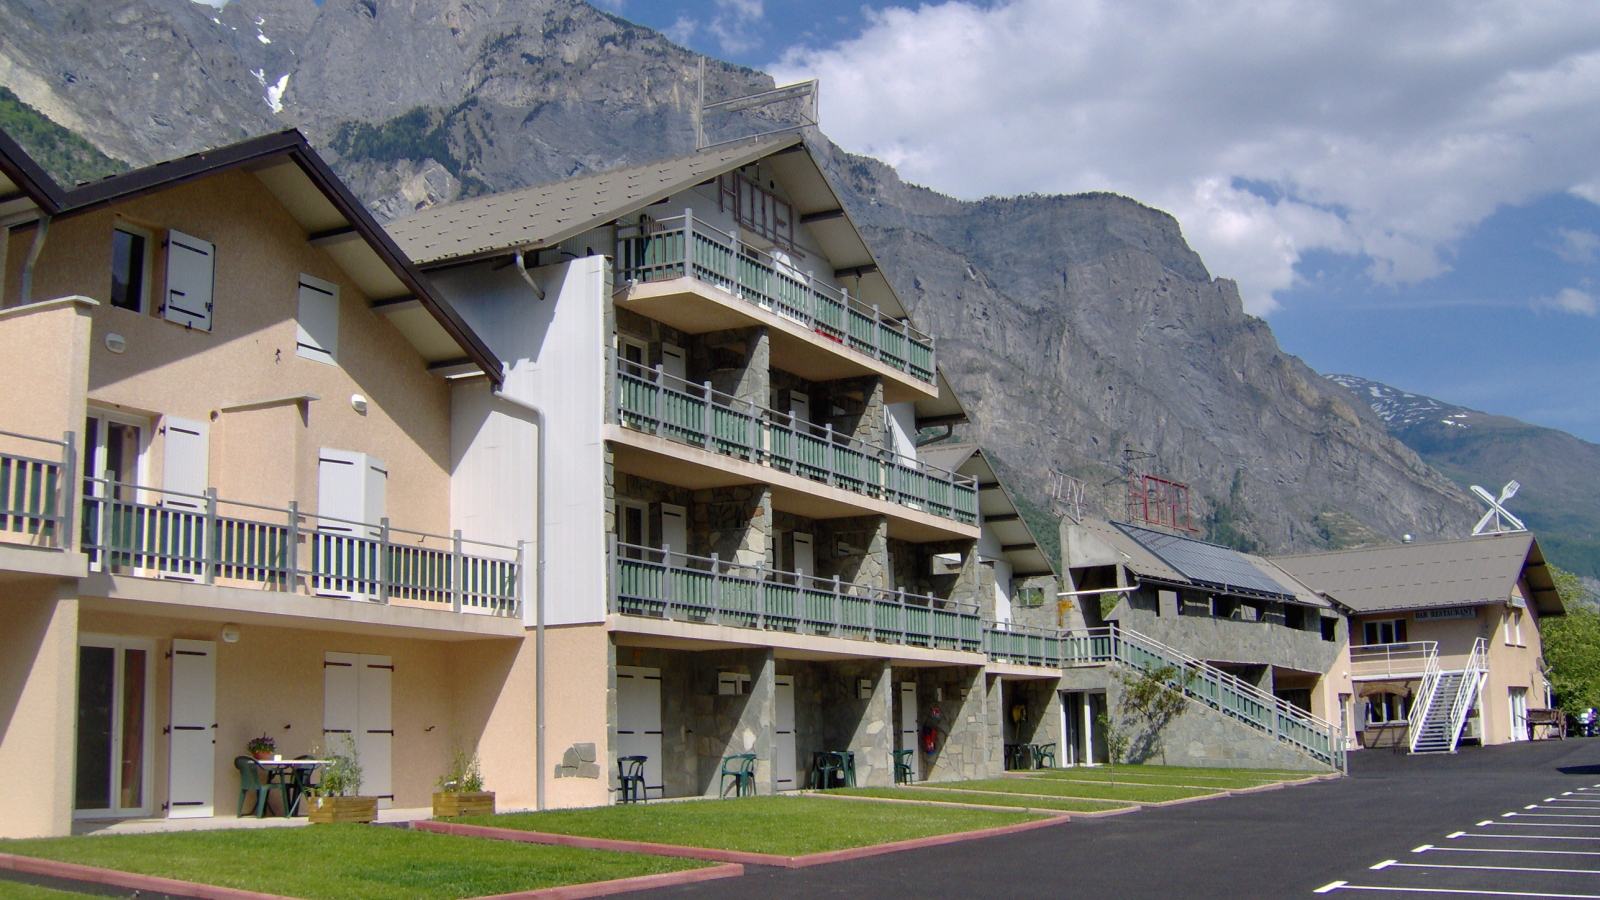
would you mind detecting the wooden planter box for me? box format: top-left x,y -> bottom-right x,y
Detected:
433,791 -> 495,818
307,796 -> 378,824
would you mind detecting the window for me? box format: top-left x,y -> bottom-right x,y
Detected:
163,230 -> 215,331
74,635 -> 155,818
1505,609 -> 1524,646
616,499 -> 648,559
1321,616 -> 1338,642
1016,586 -> 1046,608
110,226 -> 151,313
295,274 -> 339,365
81,411 -> 147,566
1364,619 -> 1407,645
1367,692 -> 1410,725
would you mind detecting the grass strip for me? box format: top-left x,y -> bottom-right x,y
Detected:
1018,769 -> 1281,788
927,778 -> 1220,803
1,824 -> 705,900
824,787 -> 1132,813
0,881 -> 96,900
455,795 -> 1041,856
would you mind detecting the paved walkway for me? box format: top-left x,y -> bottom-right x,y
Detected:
631,740 -> 1600,900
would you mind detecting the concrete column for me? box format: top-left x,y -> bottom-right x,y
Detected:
986,674 -> 1004,772
747,648 -> 777,795
0,582 -> 79,838
850,660 -> 894,787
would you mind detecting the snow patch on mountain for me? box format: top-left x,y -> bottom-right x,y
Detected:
1328,374 -> 1476,430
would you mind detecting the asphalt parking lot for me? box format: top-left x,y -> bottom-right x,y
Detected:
635,739 -> 1600,900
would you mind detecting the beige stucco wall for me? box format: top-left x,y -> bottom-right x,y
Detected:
0,299 -> 91,497
76,606 -> 525,815
1312,640 -> 1353,740
2,171 -> 452,534
0,579 -> 78,838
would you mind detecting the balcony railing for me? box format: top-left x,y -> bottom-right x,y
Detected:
1350,641 -> 1438,680
613,358 -> 977,526
983,621 -> 1107,668
69,472 -> 521,616
616,212 -> 936,385
0,430 -> 74,550
610,540 -> 982,652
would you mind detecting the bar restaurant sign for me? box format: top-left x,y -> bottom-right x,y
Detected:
1414,606 -> 1478,621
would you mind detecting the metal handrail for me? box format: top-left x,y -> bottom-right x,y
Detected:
1442,638 -> 1489,751
0,435 -> 75,551
609,538 -> 982,651
1405,645 -> 1444,752
615,212 -> 936,384
613,357 -> 978,524
79,476 -> 521,616
1350,641 -> 1439,678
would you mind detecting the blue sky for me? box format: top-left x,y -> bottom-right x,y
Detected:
603,1 -> 1600,442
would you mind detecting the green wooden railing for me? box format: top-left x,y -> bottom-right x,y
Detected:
614,359 -> 977,526
616,213 -> 936,384
0,430 -> 73,549
612,540 -> 982,652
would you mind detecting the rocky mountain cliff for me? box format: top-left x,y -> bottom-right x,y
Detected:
0,0 -> 1489,553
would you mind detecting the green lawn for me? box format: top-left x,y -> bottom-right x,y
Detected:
455,795 -> 1042,855
0,882 -> 94,900
1018,766 -> 1292,788
0,825 -> 706,900
926,777 -> 1220,804
824,787 -> 1132,813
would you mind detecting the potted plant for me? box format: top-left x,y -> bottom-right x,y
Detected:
307,736 -> 377,824
248,733 -> 276,761
433,748 -> 494,818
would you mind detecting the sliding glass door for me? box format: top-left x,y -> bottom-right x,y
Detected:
74,636 -> 154,819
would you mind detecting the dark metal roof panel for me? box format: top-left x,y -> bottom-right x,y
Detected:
1115,522 -> 1296,600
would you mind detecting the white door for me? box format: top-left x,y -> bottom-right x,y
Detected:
324,652 -> 392,807
616,666 -> 663,796
168,639 -> 216,818
775,675 -> 798,791
74,636 -> 156,819
660,503 -> 687,566
793,533 -> 814,581
899,682 -> 919,782
1510,688 -> 1529,742
660,343 -> 687,383
789,391 -> 810,426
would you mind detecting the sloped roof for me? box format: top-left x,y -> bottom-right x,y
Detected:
1274,533 -> 1564,616
0,128 -> 501,382
919,443 -> 1054,577
1116,522 -> 1300,602
389,136 -> 796,268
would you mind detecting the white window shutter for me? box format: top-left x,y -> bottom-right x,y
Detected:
295,275 -> 339,365
317,449 -> 365,532
363,456 -> 387,534
168,639 -> 217,818
161,417 -> 209,510
165,231 -> 215,331
358,656 -> 393,806
323,651 -> 360,747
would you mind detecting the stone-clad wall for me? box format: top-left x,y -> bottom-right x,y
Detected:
623,646 -> 777,797
1108,603 -> 1342,683
815,515 -> 889,588
781,658 -> 895,788
1106,675 -> 1330,771
914,665 -> 992,782
691,484 -> 770,568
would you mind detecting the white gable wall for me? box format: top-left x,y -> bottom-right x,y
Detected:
442,255 -> 609,626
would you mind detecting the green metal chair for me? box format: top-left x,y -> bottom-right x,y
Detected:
810,751 -> 845,789
235,756 -> 287,818
720,753 -> 757,797
283,755 -> 319,816
893,748 -> 915,784
618,755 -> 647,803
1032,742 -> 1056,769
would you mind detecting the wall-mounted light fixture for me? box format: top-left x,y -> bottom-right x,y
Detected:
220,623 -> 241,643
350,394 -> 368,415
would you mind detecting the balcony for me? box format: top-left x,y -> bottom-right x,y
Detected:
610,541 -> 982,653
0,438 -> 520,617
613,359 -> 977,529
615,213 -> 936,392
1350,641 -> 1438,680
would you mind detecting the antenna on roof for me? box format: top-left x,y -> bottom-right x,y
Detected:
694,55 -> 820,150
1048,470 -> 1087,523
1471,480 -> 1527,536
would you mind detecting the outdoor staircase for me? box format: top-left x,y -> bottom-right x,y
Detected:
1101,625 -> 1347,771
1408,638 -> 1489,754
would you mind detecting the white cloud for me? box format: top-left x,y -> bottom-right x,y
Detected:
664,15 -> 697,47
709,0 -> 765,55
590,0 -> 625,11
770,0 -> 1600,314
1535,287 -> 1598,315
1554,227 -> 1600,263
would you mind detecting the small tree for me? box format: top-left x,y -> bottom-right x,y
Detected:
1543,567 -> 1600,719
314,735 -> 364,798
1113,662 -> 1195,765
1096,711 -> 1132,786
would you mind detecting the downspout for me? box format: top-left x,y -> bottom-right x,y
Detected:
18,216 -> 50,305
491,385 -> 547,811
514,248 -> 545,301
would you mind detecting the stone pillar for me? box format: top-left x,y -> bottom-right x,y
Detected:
702,326 -> 769,407
921,666 -> 990,782
697,648 -> 776,797
851,660 -> 894,787
817,515 -> 890,590
986,674 -> 1004,772
692,485 -> 771,570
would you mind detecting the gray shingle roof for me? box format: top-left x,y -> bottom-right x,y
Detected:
1273,533 -> 1562,616
387,135 -> 799,266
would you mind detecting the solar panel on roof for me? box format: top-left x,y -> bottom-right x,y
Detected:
1116,523 -> 1294,600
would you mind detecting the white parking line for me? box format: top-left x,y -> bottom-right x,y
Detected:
1378,861 -> 1600,876
1315,885 -> 1600,897
1483,823 -> 1600,829
1514,814 -> 1600,820
1456,834 -> 1600,843
1422,847 -> 1600,858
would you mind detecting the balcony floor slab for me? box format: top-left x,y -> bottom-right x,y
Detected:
608,613 -> 986,668
77,572 -> 525,641
606,425 -> 978,542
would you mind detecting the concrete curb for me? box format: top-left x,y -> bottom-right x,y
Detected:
0,850 -> 743,900
417,814 -> 1070,869
804,791 -> 1077,817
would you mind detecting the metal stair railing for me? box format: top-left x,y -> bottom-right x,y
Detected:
1092,623 -> 1345,770
1406,643 -> 1444,753
1442,638 -> 1489,753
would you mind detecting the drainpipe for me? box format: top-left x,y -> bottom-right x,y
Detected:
19,216 -> 51,305
514,248 -> 545,301
491,386 -> 547,810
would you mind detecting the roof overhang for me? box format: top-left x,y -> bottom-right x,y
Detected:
920,443 -> 1055,577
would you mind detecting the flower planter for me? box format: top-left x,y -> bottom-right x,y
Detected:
307,795 -> 378,824
251,751 -> 274,761
433,791 -> 495,818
